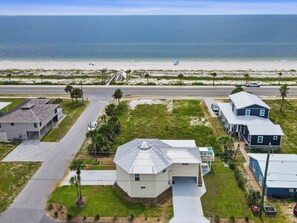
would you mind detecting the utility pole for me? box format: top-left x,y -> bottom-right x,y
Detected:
260,143 -> 271,218
80,81 -> 84,102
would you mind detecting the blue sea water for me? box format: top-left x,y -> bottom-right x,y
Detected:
0,15 -> 297,60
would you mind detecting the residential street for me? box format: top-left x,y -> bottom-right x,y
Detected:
0,97 -> 109,223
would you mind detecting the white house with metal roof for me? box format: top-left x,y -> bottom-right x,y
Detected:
114,139 -> 214,198
217,92 -> 284,149
0,99 -> 63,141
249,153 -> 297,197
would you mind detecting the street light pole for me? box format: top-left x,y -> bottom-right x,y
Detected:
260,142 -> 271,218
80,81 -> 84,102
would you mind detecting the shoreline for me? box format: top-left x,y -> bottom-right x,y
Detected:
1,60 -> 297,71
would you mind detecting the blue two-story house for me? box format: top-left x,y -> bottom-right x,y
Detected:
217,92 -> 283,149
249,153 -> 297,197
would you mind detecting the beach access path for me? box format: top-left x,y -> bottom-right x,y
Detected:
0,96 -> 110,223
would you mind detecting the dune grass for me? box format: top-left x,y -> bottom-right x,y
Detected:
42,100 -> 89,142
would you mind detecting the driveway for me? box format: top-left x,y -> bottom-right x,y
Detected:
204,98 -> 218,117
60,170 -> 116,186
2,140 -> 57,162
0,98 -> 109,223
170,177 -> 209,223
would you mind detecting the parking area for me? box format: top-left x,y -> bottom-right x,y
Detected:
60,170 -> 116,186
1,140 -> 58,162
204,98 -> 218,117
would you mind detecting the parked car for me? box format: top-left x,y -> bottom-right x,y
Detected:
294,203 -> 297,216
246,82 -> 261,87
88,121 -> 98,131
264,205 -> 277,217
211,103 -> 219,113
251,205 -> 259,216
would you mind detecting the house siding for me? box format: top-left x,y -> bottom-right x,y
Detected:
266,188 -> 297,197
250,135 -> 281,147
236,105 -> 269,118
249,157 -> 264,187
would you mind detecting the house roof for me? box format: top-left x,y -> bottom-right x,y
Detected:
249,153 -> 297,188
217,103 -> 283,136
0,99 -> 59,123
114,139 -> 202,174
229,92 -> 270,109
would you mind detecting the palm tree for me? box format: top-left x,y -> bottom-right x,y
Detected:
144,73 -> 150,85
211,72 -> 217,86
86,130 -> 97,156
279,84 -> 289,112
113,89 -> 123,104
105,104 -> 117,117
69,175 -> 80,204
6,74 -> 11,85
101,68 -> 108,83
101,114 -> 107,124
178,73 -> 183,86
278,72 -> 283,85
64,84 -> 73,102
71,88 -> 83,102
125,69 -> 131,83
70,160 -> 86,205
244,73 -> 249,85
217,135 -> 234,153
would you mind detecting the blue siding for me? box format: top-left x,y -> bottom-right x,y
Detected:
236,105 -> 269,118
249,157 -> 263,185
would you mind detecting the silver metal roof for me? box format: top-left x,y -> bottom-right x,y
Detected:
114,139 -> 202,174
229,92 -> 270,109
249,153 -> 297,188
217,103 -> 283,136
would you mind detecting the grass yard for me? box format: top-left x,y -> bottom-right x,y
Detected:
48,186 -> 172,220
0,98 -> 27,112
0,162 -> 40,212
113,100 -> 220,152
42,100 -> 89,142
0,143 -> 16,160
265,99 -> 297,154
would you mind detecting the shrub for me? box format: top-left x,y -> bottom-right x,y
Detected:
58,204 -> 63,211
54,211 -> 58,218
46,203 -> 53,211
83,216 -> 86,221
215,215 -> 220,223
245,216 -> 249,222
229,163 -> 235,170
95,214 -> 100,221
67,214 -> 72,220
229,215 -> 235,223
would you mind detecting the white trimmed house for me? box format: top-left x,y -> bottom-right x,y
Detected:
113,139 -> 214,198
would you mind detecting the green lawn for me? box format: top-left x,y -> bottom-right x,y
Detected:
0,143 -> 16,160
0,98 -> 27,112
113,100 -> 220,152
48,186 -> 171,219
0,162 -> 40,212
265,99 -> 297,154
42,100 -> 89,142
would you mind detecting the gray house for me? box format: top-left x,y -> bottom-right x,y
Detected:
217,92 -> 283,149
0,99 -> 63,141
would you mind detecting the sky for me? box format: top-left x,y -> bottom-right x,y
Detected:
0,0 -> 297,15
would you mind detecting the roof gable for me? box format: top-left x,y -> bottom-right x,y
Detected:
229,92 -> 270,109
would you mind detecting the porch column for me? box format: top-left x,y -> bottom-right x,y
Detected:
38,130 -> 41,139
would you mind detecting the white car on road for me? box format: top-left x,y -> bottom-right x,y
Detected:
88,121 -> 98,131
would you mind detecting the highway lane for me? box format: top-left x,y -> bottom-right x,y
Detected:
1,85 -> 297,97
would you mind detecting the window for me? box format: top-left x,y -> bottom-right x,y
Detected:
257,136 -> 264,143
245,109 -> 251,116
260,109 -> 265,117
162,169 -> 166,173
10,123 -> 14,126
40,122 -> 42,126
134,174 -> 140,181
248,134 -> 251,142
289,189 -> 294,193
243,127 -> 246,135
273,136 -> 278,140
182,163 -> 189,166
141,186 -> 146,189
252,163 -> 256,172
33,123 -> 37,128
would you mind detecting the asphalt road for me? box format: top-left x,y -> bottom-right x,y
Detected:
0,85 -> 294,223
1,85 -> 297,98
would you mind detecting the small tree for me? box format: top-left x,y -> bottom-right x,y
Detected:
64,84 -> 74,102
101,114 -> 107,124
231,86 -> 244,94
86,130 -> 98,156
69,175 -> 80,204
211,72 -> 217,86
278,72 -> 282,85
178,73 -> 183,86
244,73 -> 249,85
279,84 -> 289,112
113,89 -> 123,104
7,74 -> 12,85
217,135 -> 234,153
69,160 -> 86,206
145,73 -> 150,85
71,88 -> 83,102
105,104 -> 117,117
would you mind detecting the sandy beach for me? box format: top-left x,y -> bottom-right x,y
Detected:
0,60 -> 297,71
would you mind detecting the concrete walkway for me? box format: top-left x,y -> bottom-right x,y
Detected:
0,98 -> 109,223
204,98 -> 218,117
2,140 -> 57,162
60,170 -> 116,186
169,177 -> 209,223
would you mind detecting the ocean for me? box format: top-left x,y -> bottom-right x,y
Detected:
0,15 -> 297,60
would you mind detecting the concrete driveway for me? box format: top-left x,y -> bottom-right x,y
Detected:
60,170 -> 116,186
170,177 -> 209,223
204,98 -> 218,117
2,140 -> 57,162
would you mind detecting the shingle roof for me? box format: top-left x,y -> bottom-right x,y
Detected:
249,153 -> 297,188
0,99 -> 59,123
217,103 -> 283,136
229,92 -> 270,109
114,139 -> 202,174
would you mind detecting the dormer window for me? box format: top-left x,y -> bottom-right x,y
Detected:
260,109 -> 265,117
245,109 -> 251,116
